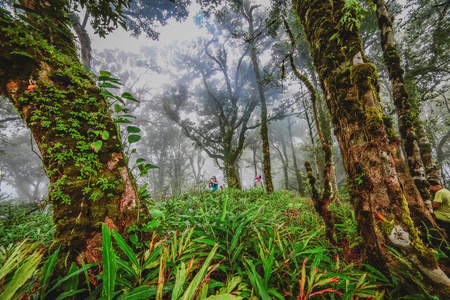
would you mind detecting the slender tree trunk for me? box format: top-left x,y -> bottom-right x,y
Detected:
273,143 -> 289,190
318,99 -> 340,201
302,98 -> 321,187
0,12 -> 143,274
292,0 -> 450,295
69,12 -> 92,69
243,4 -> 274,193
287,117 -> 305,196
281,139 -> 290,190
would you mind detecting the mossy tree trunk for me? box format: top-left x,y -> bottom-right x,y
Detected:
0,12 -> 143,274
375,0 -> 434,208
224,153 -> 241,190
376,0 -> 449,247
405,76 -> 442,185
292,0 -> 450,295
242,3 -> 274,194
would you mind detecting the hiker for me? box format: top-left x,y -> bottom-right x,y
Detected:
254,175 -> 263,188
209,176 -> 219,191
429,180 -> 450,236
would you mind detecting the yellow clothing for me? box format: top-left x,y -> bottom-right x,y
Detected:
433,188 -> 450,223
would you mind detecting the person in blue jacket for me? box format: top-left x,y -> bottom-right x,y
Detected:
209,176 -> 219,191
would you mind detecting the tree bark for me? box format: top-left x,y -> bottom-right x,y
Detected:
242,3 -> 274,193
375,0 -> 433,206
69,12 -> 92,69
292,0 -> 450,295
287,117 -> 305,196
0,12 -> 143,274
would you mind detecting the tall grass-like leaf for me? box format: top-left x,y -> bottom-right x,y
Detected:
1,249 -> 42,300
221,195 -> 228,222
116,257 -> 138,278
244,259 -> 271,300
63,263 -> 79,298
156,246 -> 167,300
205,295 -> 243,299
181,243 -> 218,300
182,227 -> 195,254
226,276 -> 242,293
112,230 -> 139,268
171,262 -> 186,300
45,263 -> 98,295
116,286 -> 158,300
0,239 -> 33,280
38,247 -> 59,299
171,230 -> 178,261
54,289 -> 87,300
230,223 -> 246,252
263,246 -> 274,288
143,246 -> 163,269
198,279 -> 209,299
102,223 -> 117,300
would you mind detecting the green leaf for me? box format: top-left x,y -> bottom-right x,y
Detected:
112,230 -> 139,269
63,263 -> 79,294
100,90 -> 115,99
127,126 -> 141,133
145,164 -> 159,170
100,82 -> 119,89
121,92 -> 139,102
54,289 -> 87,300
149,209 -> 165,219
116,257 -> 138,278
46,263 -> 98,295
91,140 -> 102,153
129,234 -> 138,246
100,71 -> 111,77
98,76 -> 120,82
117,118 -> 132,124
205,295 -> 243,299
136,158 -> 146,163
128,135 -> 141,144
100,131 -> 109,140
39,247 -> 59,292
181,243 -> 218,300
171,262 -> 186,300
102,224 -> 116,300
114,104 -> 123,113
245,259 -> 271,300
116,286 -> 157,300
1,250 -> 42,300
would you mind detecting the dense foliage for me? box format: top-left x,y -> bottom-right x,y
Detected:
1,190 -> 447,299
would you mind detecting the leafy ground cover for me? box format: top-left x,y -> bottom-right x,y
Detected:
0,189 -> 445,299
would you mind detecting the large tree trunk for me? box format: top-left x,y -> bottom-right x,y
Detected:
376,1 -> 449,248
0,12 -> 143,274
292,0 -> 450,295
375,0 -> 433,206
224,154 -> 241,190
